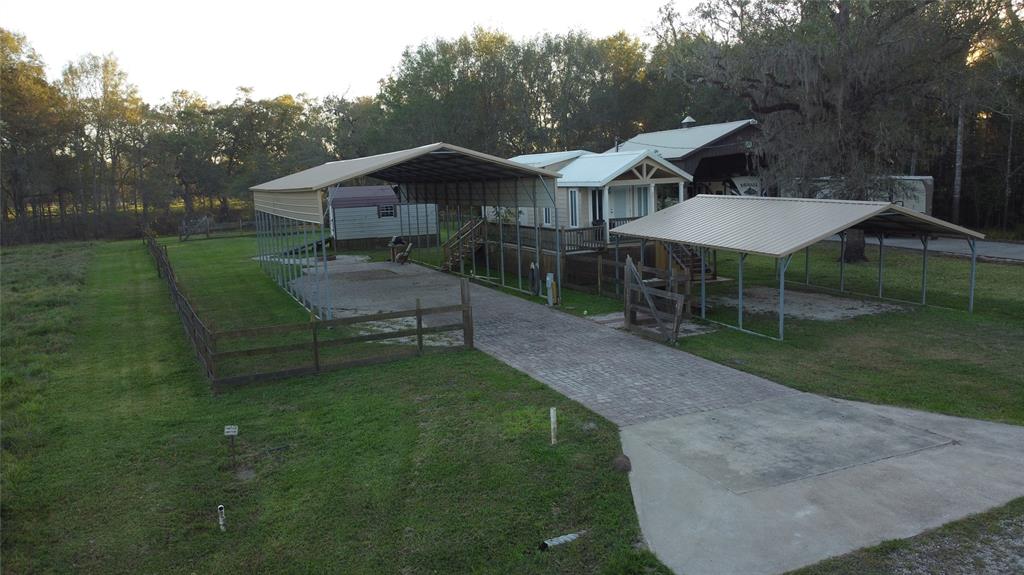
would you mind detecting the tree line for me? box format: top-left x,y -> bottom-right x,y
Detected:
1,0 -> 1021,244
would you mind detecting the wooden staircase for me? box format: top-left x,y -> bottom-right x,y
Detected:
440,218 -> 485,272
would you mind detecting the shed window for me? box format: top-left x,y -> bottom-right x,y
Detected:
378,205 -> 397,218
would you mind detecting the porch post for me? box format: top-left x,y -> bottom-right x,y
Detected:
677,181 -> 685,203
648,182 -> 656,214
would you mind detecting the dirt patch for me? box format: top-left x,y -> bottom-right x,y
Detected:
713,286 -> 903,320
587,312 -> 716,338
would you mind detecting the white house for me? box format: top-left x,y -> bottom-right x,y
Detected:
508,149 -> 693,242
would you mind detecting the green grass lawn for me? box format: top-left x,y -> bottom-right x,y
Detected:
0,238 -> 665,574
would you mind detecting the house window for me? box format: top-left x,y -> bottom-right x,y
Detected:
543,207 -> 552,226
569,188 -> 579,227
378,205 -> 396,218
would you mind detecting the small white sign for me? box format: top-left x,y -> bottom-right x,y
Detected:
224,425 -> 238,437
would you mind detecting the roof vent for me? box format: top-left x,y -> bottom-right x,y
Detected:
680,116 -> 697,128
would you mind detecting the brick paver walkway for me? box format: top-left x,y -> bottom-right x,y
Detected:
469,285 -> 795,427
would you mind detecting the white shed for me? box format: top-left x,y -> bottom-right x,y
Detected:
329,185 -> 437,247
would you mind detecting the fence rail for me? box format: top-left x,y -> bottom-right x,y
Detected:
143,232 -> 474,389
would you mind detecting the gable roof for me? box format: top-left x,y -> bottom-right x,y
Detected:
328,185 -> 398,209
612,195 -> 983,258
508,150 -> 592,169
554,150 -> 693,188
613,119 -> 757,160
251,142 -> 560,193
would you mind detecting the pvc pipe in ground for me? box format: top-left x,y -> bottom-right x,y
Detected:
550,407 -> 558,445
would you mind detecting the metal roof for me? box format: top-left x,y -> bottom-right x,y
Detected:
508,150 -> 592,168
328,185 -> 399,209
613,119 -> 757,160
251,142 -> 560,193
612,195 -> 984,258
553,150 -> 693,188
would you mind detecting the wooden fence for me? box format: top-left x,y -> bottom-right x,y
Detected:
144,233 -> 474,389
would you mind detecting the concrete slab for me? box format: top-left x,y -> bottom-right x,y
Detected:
623,395 -> 1024,575
632,394 -> 952,494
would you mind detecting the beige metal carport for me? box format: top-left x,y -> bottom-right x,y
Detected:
612,195 -> 986,340
250,143 -> 562,318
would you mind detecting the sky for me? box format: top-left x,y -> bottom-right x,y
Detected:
4,0 -> 698,105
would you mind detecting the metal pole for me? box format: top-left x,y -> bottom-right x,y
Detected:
738,253 -> 746,330
320,211 -> 331,319
920,235 -> 929,305
532,180 -> 541,296
839,232 -> 847,292
538,176 -> 562,304
302,221 -> 309,307
614,234 -> 621,296
498,181 -> 506,285
515,178 -> 523,291
700,247 -> 706,319
256,210 -> 263,271
968,237 -> 977,313
779,255 -> 792,340
804,246 -> 810,284
483,182 -> 490,279
877,233 -> 885,298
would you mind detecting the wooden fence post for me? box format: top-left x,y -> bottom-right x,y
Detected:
461,278 -> 474,349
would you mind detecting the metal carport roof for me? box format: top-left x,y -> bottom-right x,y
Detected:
251,142 -> 560,193
611,195 -> 984,258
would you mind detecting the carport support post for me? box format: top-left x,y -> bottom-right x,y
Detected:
498,181 -> 506,286
738,253 -> 746,330
515,179 -> 523,291
804,246 -> 810,284
778,255 -> 792,340
700,247 -> 707,320
614,234 -> 621,296
877,233 -> 885,298
538,175 -> 561,303
920,235 -> 929,305
320,212 -> 331,319
968,237 -> 977,313
839,232 -> 847,292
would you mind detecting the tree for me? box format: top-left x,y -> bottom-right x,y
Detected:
688,0 -> 1004,256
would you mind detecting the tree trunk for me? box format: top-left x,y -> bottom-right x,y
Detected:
842,229 -> 869,262
952,100 -> 964,224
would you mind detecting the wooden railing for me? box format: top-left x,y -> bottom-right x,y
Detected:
608,217 -> 638,230
144,232 -> 474,388
561,225 -> 606,253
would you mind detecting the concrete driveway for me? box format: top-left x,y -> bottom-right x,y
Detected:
299,260 -> 1024,574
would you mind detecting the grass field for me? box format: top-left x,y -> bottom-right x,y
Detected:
0,239 -> 665,574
